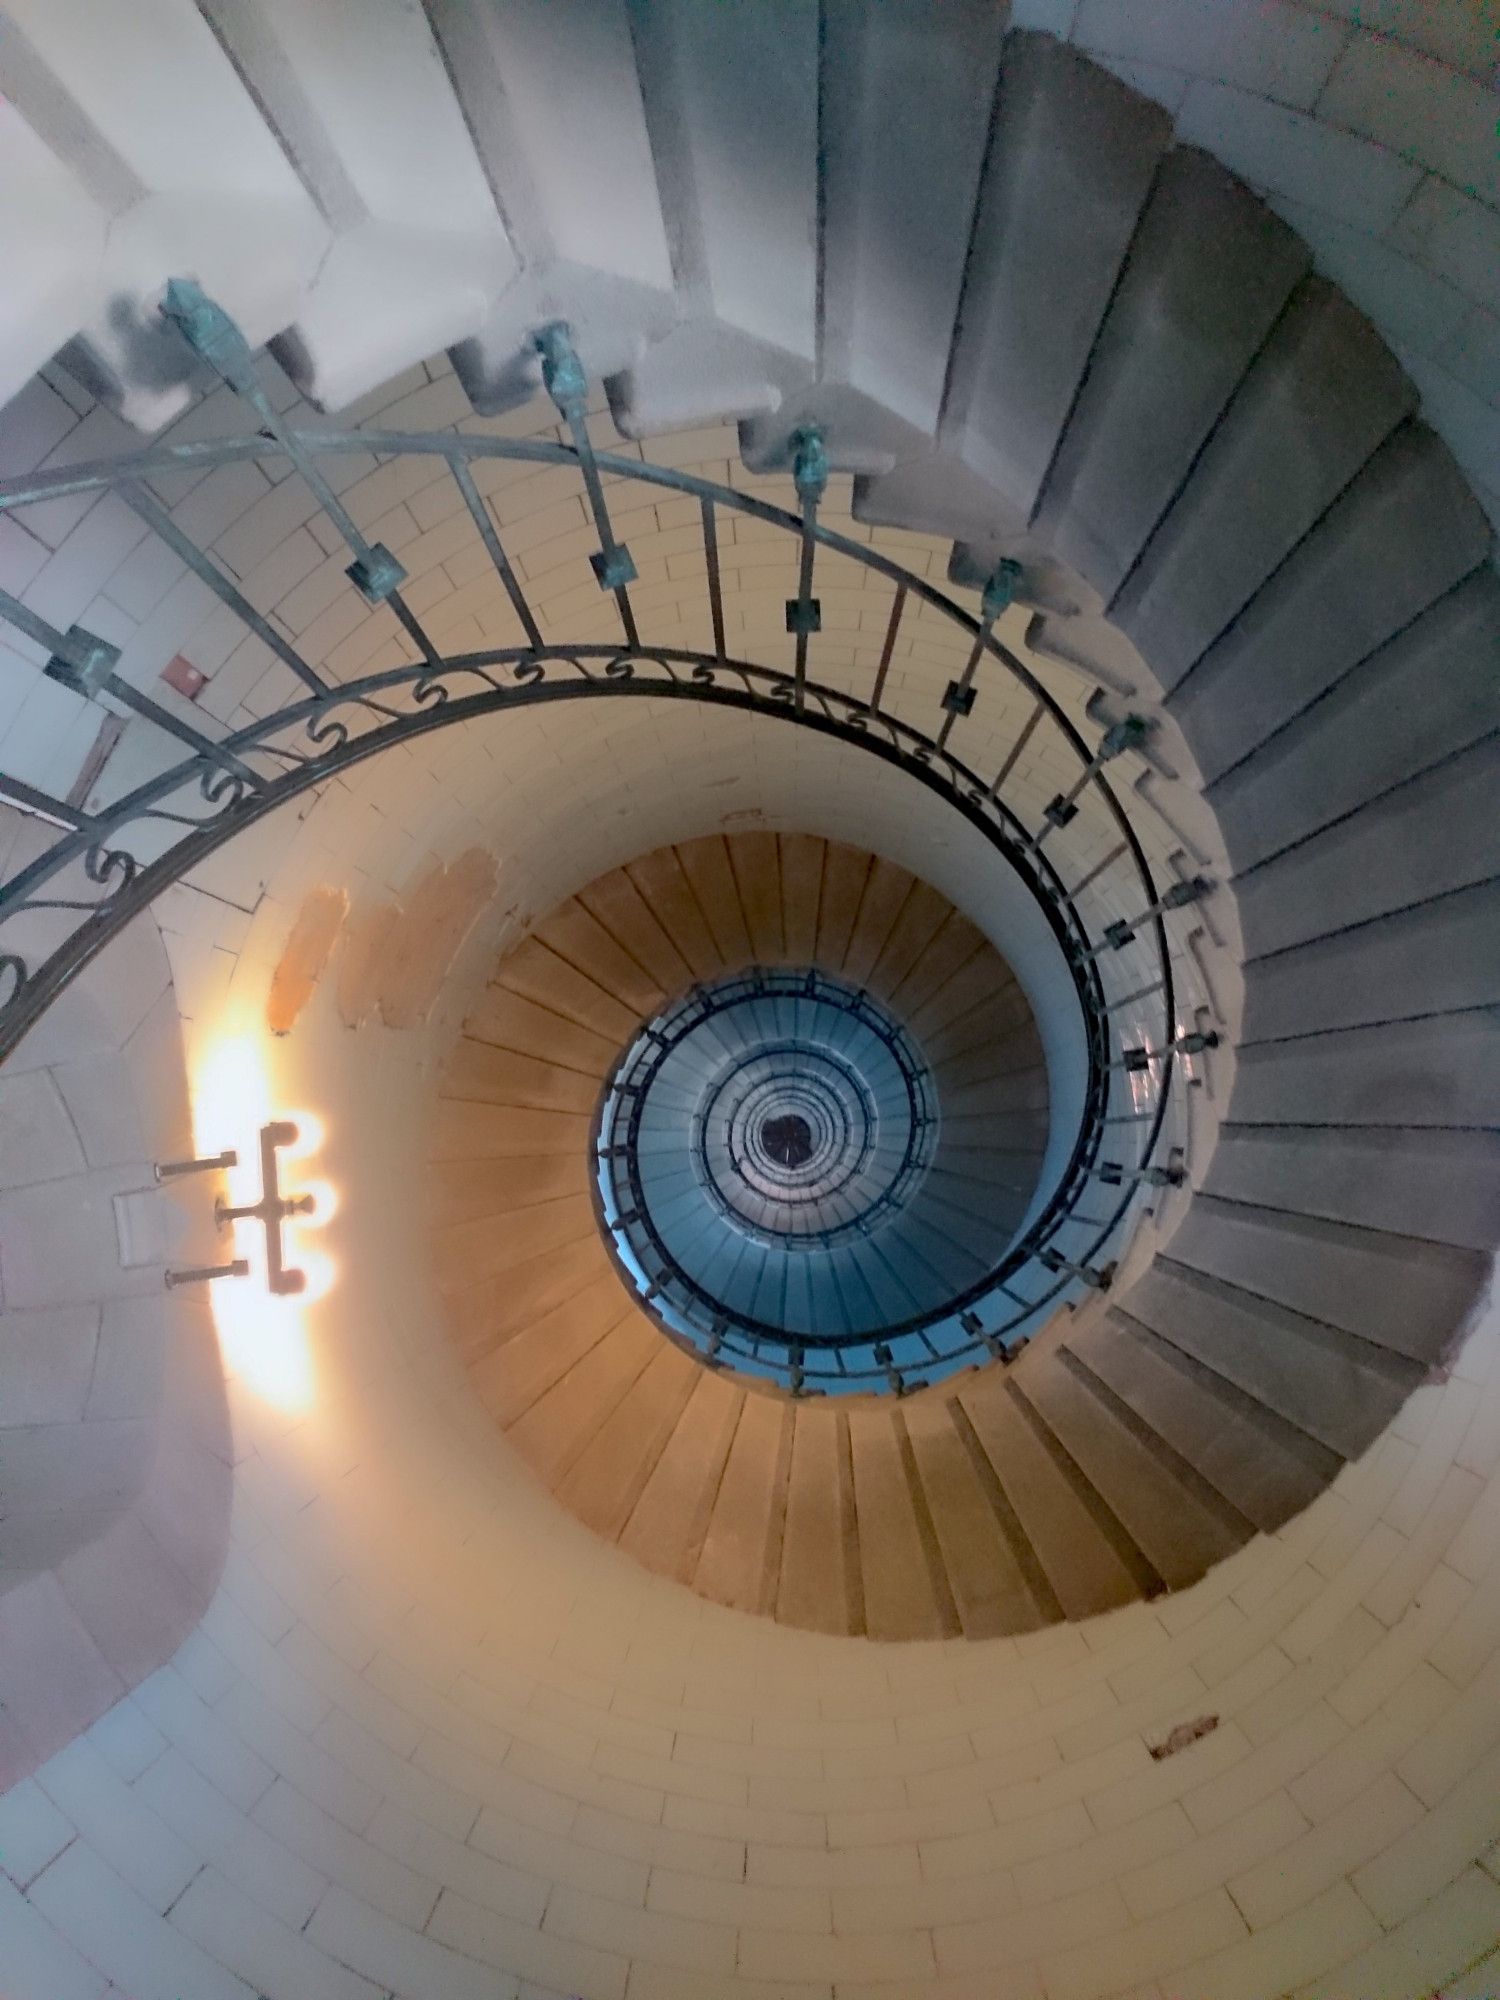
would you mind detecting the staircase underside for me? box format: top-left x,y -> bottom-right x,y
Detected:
4,7 -> 1498,1642
427,825 -> 1492,1643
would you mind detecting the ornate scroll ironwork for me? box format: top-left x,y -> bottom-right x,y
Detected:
0,288 -> 1206,1389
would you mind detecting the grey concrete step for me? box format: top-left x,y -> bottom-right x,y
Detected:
963,1376 -> 1142,1617
1160,1194 -> 1487,1366
939,1069 -> 1050,1118
1232,1011 -> 1500,1131
940,1112 -> 1052,1158
1211,569 -> 1500,875
1204,1125 -> 1500,1254
926,1151 -> 1040,1202
931,1038 -> 1048,1093
740,0 -> 1004,475
614,0 -> 818,434
1235,735 -> 1500,960
1241,877 -> 1500,1043
922,1168 -> 1031,1236
1068,1312 -> 1333,1533
1017,1353 -> 1244,1590
1121,1260 -> 1411,1460
1167,424 -> 1494,784
851,32 -> 1169,540
1034,147 -> 1308,598
1112,278 -> 1416,690
917,982 -> 1037,1061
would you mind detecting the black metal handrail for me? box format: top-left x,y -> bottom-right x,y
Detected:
0,288 -> 1201,1389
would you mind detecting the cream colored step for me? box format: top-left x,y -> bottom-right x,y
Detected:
1013,1349 -> 1246,1593
617,1370 -> 746,1585
775,1402 -> 860,1637
555,1339 -> 703,1543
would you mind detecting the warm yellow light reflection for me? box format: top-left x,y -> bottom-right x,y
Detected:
295,1179 -> 340,1226
189,1032 -> 324,1414
281,1109 -> 326,1161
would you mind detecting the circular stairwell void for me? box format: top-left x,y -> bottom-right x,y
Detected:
597,961 -> 1048,1371
1,12 -> 1500,1994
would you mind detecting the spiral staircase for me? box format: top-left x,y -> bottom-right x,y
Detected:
1,5 -> 1499,1999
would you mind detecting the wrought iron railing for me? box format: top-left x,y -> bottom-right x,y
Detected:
0,284 -> 1207,1388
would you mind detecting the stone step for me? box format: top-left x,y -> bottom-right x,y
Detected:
506,1311 -> 661,1491
1014,1349 -> 1243,1591
462,985 -> 618,1078
1162,1194 -> 1488,1368
1034,147 -> 1308,600
847,1402 -> 958,1641
470,1273 -> 634,1428
1232,1011 -> 1500,1132
439,1039 -> 600,1117
903,1396 -> 1044,1638
496,936 -> 640,1044
617,1369 -> 747,1585
533,898 -> 669,1020
1067,1311 -> 1332,1534
1211,570 -> 1500,876
1241,877 -> 1500,1043
958,1371 -> 1140,1621
1121,1260 -> 1411,1461
692,1389 -> 793,1617
1113,278 -> 1416,692
1167,423 -> 1494,785
884,911 -> 988,1020
1235,734 -> 1500,960
739,0 -> 1005,477
444,1232 -> 614,1360
577,867 -> 695,998
554,1339 -> 702,1544
623,847 -> 726,983
853,33 -> 1170,541
677,835 -> 756,969
428,1152 -> 589,1226
775,1401 -> 860,1636
1205,1125 -> 1500,1255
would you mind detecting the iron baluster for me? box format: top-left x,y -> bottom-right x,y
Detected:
700,499 -> 727,664
0,773 -> 96,834
1037,1248 -> 1114,1289
117,480 -> 330,697
1105,977 -> 1167,1014
1116,1028 -> 1220,1071
1089,875 -> 1213,957
535,322 -> 640,646
1026,714 -> 1150,851
0,322 -> 1192,1380
786,426 -> 828,711
868,585 -> 906,717
451,458 -> 544,651
936,559 -> 1022,750
159,282 -> 402,601
1095,1158 -> 1186,1189
986,696 -> 1045,804
1064,839 -> 1129,901
159,282 -> 451,689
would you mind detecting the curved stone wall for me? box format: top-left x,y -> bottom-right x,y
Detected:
0,674 -> 1492,1995
0,894 -> 233,1788
0,9 -> 1496,1986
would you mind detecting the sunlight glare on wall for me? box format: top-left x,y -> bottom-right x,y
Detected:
190,1030 -> 330,1413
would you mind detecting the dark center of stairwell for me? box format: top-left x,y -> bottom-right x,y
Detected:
759,1112 -> 815,1169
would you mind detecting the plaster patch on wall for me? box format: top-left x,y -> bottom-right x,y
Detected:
380,849 -> 498,1030
333,849 -> 500,1034
335,902 -> 400,1030
266,886 -> 350,1036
